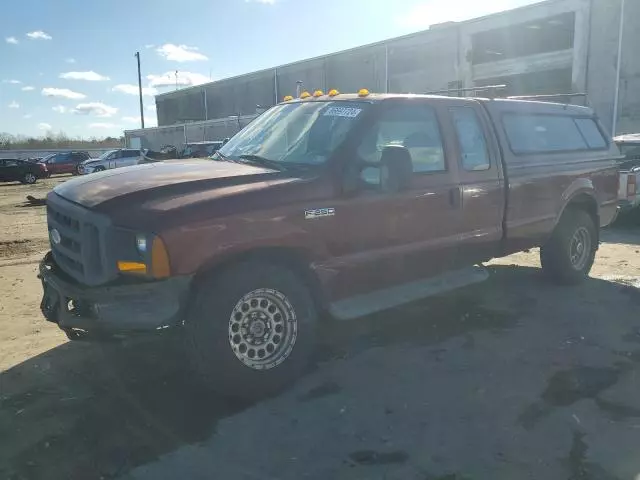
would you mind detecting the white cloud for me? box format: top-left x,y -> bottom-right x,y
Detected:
52,105 -> 67,113
21,86 -> 34,91
396,0 -> 533,29
23,114 -> 32,119
156,44 -> 208,62
38,122 -> 52,130
122,116 -> 141,123
89,122 -> 120,129
112,84 -> 158,96
3,79 -> 21,84
144,44 -> 155,49
147,71 -> 209,88
8,101 -> 19,109
65,58 -> 76,64
42,87 -> 86,99
72,102 -> 118,117
27,31 -> 52,40
5,36 -> 18,44
60,71 -> 110,81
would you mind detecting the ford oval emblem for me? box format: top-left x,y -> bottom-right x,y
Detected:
50,228 -> 61,245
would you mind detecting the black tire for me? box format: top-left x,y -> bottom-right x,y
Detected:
185,262 -> 318,399
22,172 -> 37,184
540,208 -> 597,284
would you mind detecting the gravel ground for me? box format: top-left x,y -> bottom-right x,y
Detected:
1,176 -> 639,480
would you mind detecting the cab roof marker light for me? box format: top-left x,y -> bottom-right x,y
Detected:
300,91 -> 311,99
328,89 -> 340,97
313,90 -> 324,97
283,95 -> 294,102
358,88 -> 370,97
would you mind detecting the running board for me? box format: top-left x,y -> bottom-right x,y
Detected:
328,265 -> 489,320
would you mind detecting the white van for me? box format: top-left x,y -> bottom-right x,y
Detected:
78,149 -> 143,175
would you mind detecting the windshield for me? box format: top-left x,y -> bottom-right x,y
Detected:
97,149 -> 117,160
218,101 -> 370,166
618,143 -> 640,159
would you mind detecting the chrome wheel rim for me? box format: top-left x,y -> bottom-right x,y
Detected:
569,226 -> 591,270
25,173 -> 36,183
228,288 -> 297,370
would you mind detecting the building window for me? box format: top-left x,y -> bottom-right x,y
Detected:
471,12 -> 575,65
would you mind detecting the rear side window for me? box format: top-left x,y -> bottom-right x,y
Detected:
450,107 -> 490,171
503,114 -> 607,154
574,118 -> 607,149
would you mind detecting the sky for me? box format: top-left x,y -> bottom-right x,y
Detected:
0,0 -> 541,138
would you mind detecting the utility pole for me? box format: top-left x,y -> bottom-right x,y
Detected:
135,51 -> 145,129
612,0 -> 625,136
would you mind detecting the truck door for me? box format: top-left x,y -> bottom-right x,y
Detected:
331,99 -> 464,295
447,103 -> 504,265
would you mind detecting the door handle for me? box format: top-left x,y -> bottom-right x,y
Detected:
449,187 -> 462,208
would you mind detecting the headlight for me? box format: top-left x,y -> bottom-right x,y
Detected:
135,234 -> 148,254
116,233 -> 170,279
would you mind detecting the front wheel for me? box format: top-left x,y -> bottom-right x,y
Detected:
185,262 -> 318,399
22,172 -> 37,184
540,209 -> 597,284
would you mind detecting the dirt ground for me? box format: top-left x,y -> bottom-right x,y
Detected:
1,176 -> 640,480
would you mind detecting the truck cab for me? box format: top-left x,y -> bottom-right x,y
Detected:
39,90 -> 619,398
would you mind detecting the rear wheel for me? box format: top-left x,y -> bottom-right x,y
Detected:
540,209 -> 597,284
185,262 -> 318,399
22,172 -> 37,184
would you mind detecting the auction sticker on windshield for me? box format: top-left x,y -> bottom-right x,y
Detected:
323,107 -> 362,118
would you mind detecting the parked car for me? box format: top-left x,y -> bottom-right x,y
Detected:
39,91 -> 619,398
78,149 -> 142,174
0,158 -> 48,184
613,134 -> 640,212
39,151 -> 91,175
181,141 -> 224,158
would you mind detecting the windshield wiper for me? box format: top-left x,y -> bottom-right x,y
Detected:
237,154 -> 286,171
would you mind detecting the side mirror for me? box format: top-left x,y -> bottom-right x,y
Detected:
379,145 -> 412,193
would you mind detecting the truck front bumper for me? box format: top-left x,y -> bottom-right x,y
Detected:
39,252 -> 192,339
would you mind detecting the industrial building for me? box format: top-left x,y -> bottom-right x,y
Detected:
125,0 -> 637,150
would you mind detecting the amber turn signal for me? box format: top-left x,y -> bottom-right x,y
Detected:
117,261 -> 147,274
151,236 -> 171,279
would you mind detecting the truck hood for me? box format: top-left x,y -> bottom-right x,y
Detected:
53,160 -> 275,208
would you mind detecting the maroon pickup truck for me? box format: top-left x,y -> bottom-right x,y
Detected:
39,91 -> 619,397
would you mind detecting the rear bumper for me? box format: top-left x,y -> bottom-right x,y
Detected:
39,252 -> 191,338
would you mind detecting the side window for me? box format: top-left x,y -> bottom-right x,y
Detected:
358,103 -> 445,173
574,118 -> 607,149
502,113 -> 607,154
4,159 -> 18,167
450,107 -> 490,171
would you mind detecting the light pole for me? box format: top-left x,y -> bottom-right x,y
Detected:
135,52 -> 145,129
612,0 -> 626,136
